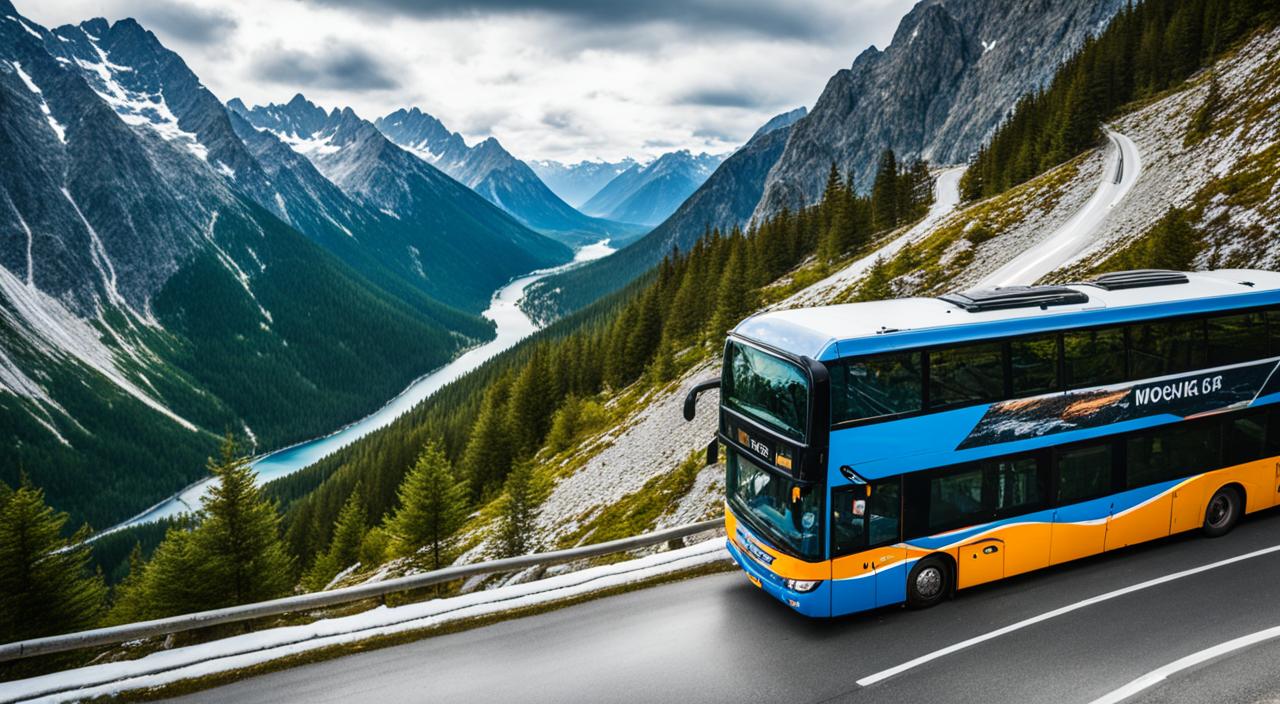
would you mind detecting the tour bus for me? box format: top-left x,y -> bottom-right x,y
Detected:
684,269 -> 1280,617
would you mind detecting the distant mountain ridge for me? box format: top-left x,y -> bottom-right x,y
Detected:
522,108 -> 801,319
374,107 -> 647,247
581,150 -> 726,226
229,96 -> 572,309
529,158 -> 637,208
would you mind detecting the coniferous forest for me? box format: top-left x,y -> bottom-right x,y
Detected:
959,0 -> 1271,201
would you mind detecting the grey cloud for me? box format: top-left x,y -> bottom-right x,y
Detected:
252,41 -> 399,91
692,126 -> 735,142
134,0 -> 237,45
540,109 -> 576,130
308,0 -> 841,40
674,85 -> 777,109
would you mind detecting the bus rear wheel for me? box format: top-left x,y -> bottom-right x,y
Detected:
907,557 -> 950,609
1203,486 -> 1242,538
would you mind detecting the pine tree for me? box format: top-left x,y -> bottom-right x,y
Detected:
461,380 -> 513,500
871,149 -> 899,231
545,395 -> 583,453
1190,69 -> 1221,139
192,436 -> 295,607
303,486 -> 367,590
1145,207 -> 1201,269
496,459 -> 539,558
106,543 -> 149,625
132,437 -> 295,618
709,238 -> 753,338
386,442 -> 469,570
0,480 -> 106,641
856,257 -> 895,302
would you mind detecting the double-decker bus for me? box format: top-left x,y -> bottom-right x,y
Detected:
684,269 -> 1280,617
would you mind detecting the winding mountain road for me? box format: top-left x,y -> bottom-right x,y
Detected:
169,510 -> 1280,704
978,127 -> 1141,288
781,165 -> 967,307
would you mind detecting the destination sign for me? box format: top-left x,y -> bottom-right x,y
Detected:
731,424 -> 795,472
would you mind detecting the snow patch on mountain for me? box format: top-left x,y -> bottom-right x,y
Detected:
72,28 -> 208,161
10,61 -> 66,143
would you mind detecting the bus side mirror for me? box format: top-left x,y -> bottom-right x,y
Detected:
683,378 -> 721,421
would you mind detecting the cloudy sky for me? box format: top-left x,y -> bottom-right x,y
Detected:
20,0 -> 916,163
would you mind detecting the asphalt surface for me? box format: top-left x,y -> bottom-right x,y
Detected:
170,509 -> 1280,704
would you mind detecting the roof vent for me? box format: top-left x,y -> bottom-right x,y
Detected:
939,285 -> 1089,313
1087,269 -> 1189,291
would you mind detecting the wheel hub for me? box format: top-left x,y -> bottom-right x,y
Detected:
916,566 -> 943,598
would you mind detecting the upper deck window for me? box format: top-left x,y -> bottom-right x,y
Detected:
929,342 -> 1004,408
831,351 -> 922,424
724,341 -> 809,442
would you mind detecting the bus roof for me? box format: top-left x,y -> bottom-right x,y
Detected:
734,269 -> 1280,361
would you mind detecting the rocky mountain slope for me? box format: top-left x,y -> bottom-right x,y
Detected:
753,0 -> 1125,221
580,150 -> 725,227
0,3 -> 496,528
375,108 -> 645,247
229,96 -> 571,311
529,158 -> 637,208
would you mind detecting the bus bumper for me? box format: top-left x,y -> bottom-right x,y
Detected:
726,537 -> 831,618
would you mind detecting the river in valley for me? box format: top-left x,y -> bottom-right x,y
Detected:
106,241 -> 615,534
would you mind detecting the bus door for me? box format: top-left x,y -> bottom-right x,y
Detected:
830,480 -> 904,611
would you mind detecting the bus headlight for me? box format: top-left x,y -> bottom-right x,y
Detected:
785,579 -> 822,593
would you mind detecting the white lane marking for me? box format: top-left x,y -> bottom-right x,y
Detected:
856,542 -> 1280,687
1088,624 -> 1280,704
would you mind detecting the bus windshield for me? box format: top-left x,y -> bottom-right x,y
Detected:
724,341 -> 810,442
728,452 -> 822,560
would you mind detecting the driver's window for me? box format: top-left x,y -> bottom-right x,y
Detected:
831,487 -> 866,556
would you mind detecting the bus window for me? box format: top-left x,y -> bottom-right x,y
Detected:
724,341 -> 810,442
1127,422 -> 1220,488
1063,327 -> 1125,388
1268,310 -> 1280,355
832,352 -> 922,423
1225,414 -> 1267,466
1207,312 -> 1267,367
929,342 -> 1003,408
991,457 -> 1044,514
831,486 -> 866,556
868,479 -> 901,546
1010,335 -> 1059,397
1056,444 -> 1112,504
928,466 -> 987,531
1129,319 -> 1206,379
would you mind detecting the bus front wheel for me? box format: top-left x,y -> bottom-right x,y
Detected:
907,557 -> 951,609
1202,486 -> 1242,538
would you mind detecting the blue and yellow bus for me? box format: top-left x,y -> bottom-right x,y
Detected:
685,269 -> 1280,617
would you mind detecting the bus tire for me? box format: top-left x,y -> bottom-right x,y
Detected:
1202,485 -> 1242,538
906,557 -> 950,609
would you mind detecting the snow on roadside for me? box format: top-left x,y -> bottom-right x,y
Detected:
0,539 -> 730,704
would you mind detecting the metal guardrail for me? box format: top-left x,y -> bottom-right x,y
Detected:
0,518 -> 722,663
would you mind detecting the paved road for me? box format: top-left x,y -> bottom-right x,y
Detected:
173,509 -> 1280,704
978,126 -> 1142,288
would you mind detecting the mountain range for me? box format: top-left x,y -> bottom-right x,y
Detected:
523,0 -> 1126,320
373,107 -> 647,247
529,158 -> 637,208
0,2 -> 570,528
580,150 -> 726,227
